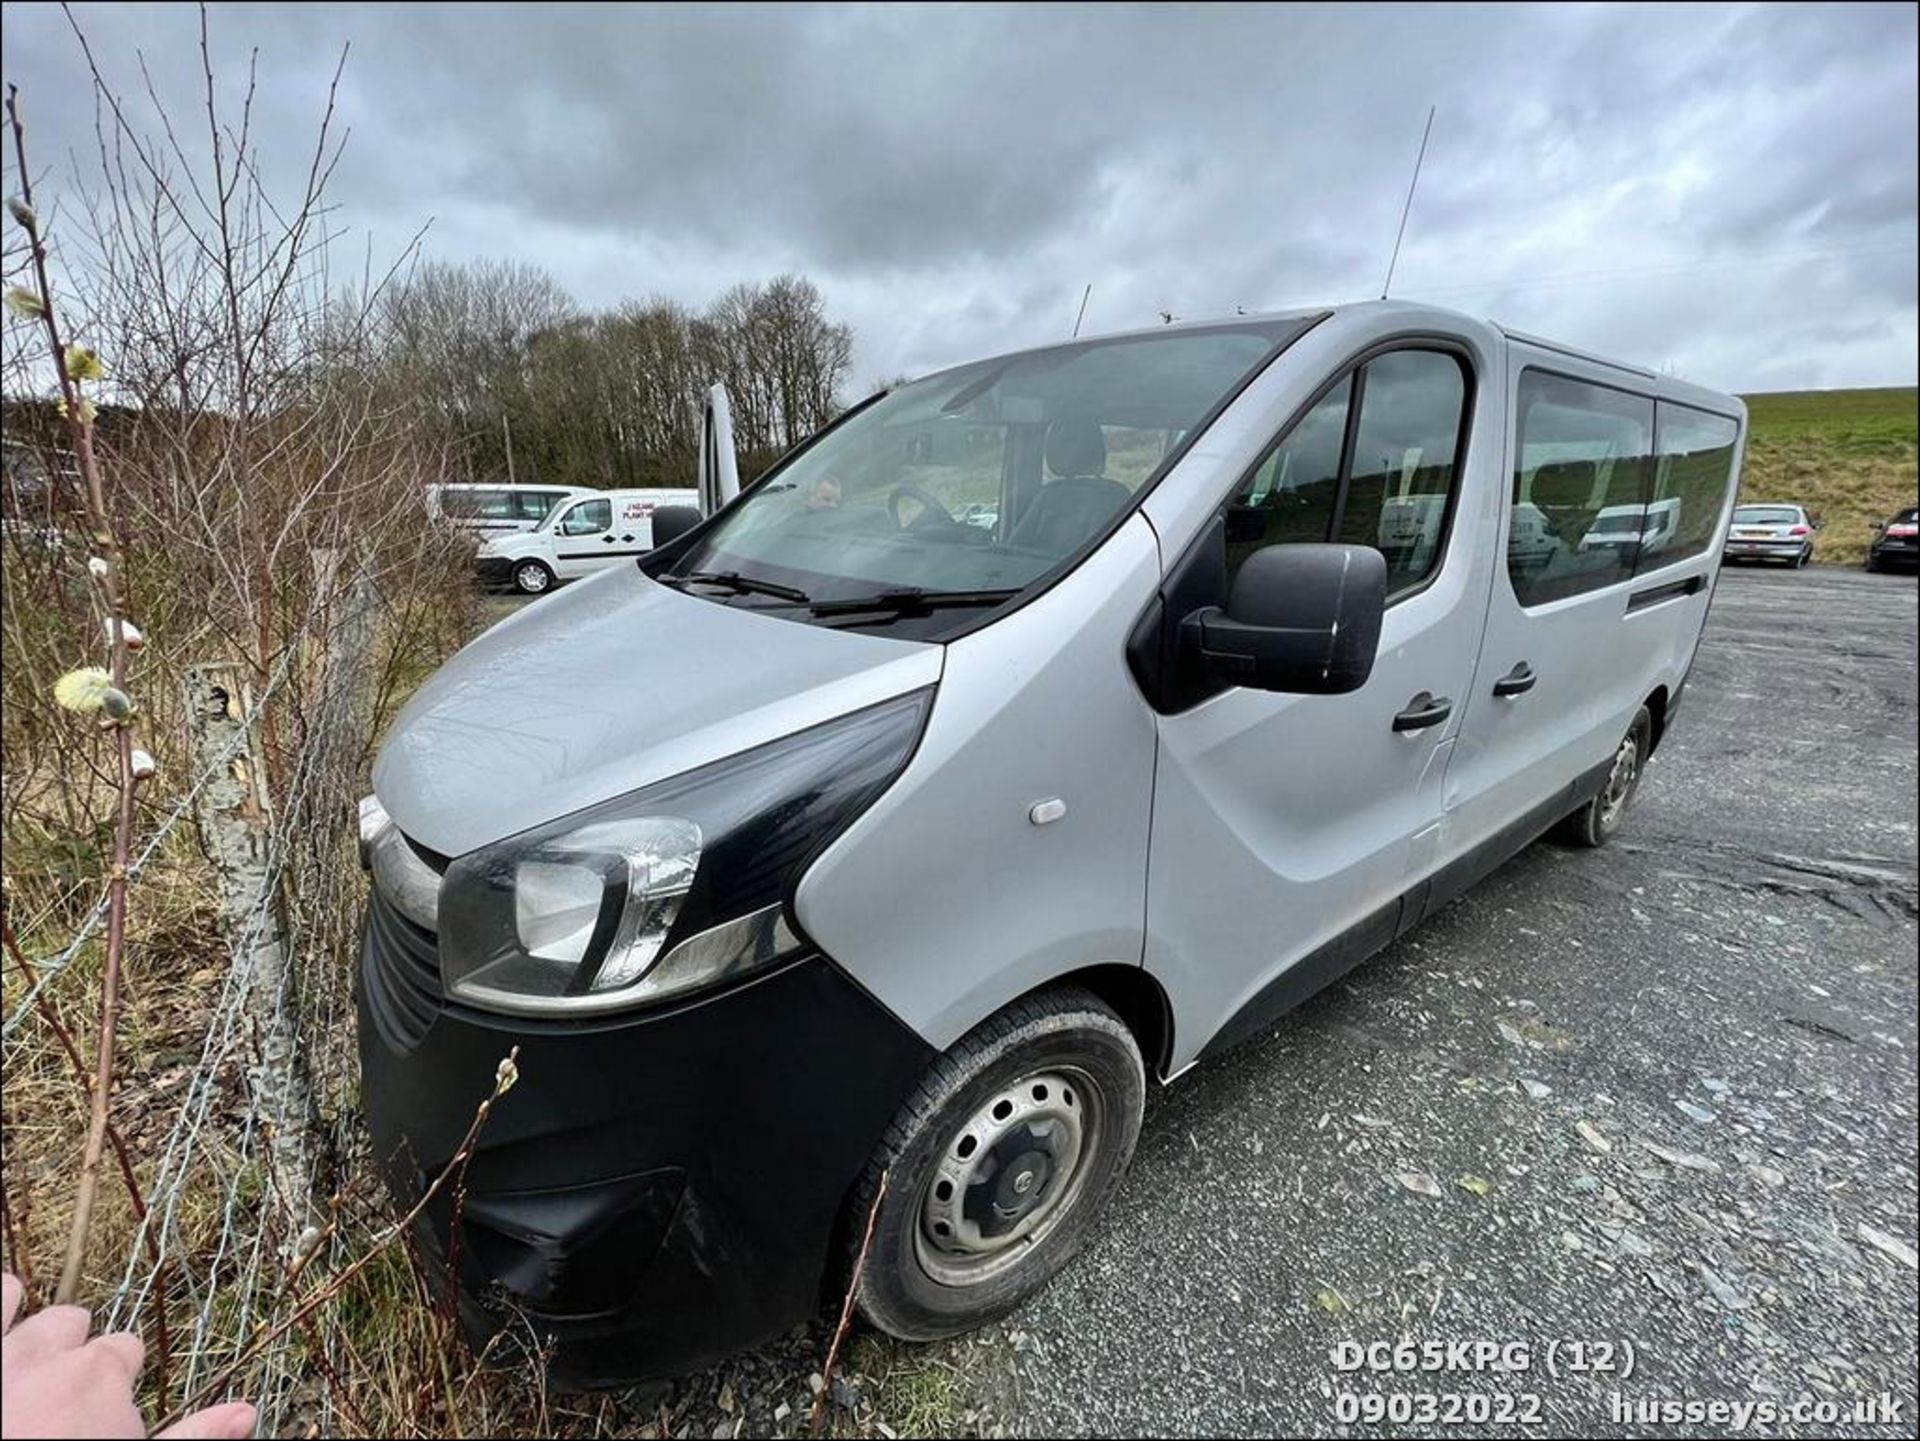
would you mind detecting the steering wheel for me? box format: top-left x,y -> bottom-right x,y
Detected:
888,483 -> 957,531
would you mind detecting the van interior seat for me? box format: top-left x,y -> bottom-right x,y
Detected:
1527,457 -> 1599,531
1010,418 -> 1131,554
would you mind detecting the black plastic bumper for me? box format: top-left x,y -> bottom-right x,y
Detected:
1870,540 -> 1918,567
475,557 -> 514,588
356,914 -> 934,1388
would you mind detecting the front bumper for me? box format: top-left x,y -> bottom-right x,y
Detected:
474,556 -> 515,589
356,897 -> 933,1387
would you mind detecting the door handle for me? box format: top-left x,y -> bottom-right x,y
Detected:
1493,662 -> 1537,698
1392,692 -> 1453,733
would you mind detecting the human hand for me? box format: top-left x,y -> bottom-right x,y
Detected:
1,1273 -> 256,1439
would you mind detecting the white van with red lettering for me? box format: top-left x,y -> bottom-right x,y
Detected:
476,488 -> 699,595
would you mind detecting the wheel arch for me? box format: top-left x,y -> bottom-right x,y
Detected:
1019,963 -> 1176,1082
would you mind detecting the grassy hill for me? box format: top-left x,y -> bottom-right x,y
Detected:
1737,387 -> 1917,566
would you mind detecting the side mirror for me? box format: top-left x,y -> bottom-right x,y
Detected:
649,504 -> 704,549
1188,543 -> 1387,695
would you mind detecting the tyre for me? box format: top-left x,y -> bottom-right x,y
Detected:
512,560 -> 555,595
850,987 -> 1145,1342
1865,554 -> 1881,573
1558,706 -> 1652,849
1794,545 -> 1811,569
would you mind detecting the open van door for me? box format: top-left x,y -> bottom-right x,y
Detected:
697,384 -> 740,517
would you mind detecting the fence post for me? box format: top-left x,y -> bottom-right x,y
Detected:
184,663 -> 317,1237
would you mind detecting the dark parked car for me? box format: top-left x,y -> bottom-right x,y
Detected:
1866,506 -> 1919,572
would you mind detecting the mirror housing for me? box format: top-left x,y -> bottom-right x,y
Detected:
649,504 -> 704,549
1188,543 -> 1387,695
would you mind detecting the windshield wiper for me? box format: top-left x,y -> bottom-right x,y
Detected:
809,586 -> 1019,618
666,570 -> 812,603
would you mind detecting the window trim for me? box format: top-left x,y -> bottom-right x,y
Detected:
1222,334 -> 1479,610
1504,364 -> 1658,611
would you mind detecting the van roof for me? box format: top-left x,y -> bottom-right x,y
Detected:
433,481 -> 586,493
1067,299 -> 1741,416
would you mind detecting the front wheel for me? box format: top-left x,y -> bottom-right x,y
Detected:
850,988 -> 1145,1342
512,560 -> 555,595
1559,706 -> 1652,848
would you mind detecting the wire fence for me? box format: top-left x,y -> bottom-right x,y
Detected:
2,551 -> 432,1436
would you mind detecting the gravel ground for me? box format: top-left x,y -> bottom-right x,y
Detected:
537,564 -> 1920,1439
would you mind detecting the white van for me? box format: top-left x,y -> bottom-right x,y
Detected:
426,482 -> 590,539
1579,495 -> 1683,561
475,487 -> 700,594
358,302 -> 1745,1387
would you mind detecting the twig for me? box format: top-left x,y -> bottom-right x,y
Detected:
157,1048 -> 519,1429
7,82 -> 151,1308
811,1170 -> 888,1437
1,911 -> 172,1402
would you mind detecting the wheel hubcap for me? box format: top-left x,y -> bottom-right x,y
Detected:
917,1069 -> 1100,1285
1600,733 -> 1640,826
518,565 -> 548,592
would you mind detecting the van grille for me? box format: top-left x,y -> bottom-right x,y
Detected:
362,887 -> 443,1052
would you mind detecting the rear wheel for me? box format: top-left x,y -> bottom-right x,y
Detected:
512,560 -> 554,595
1794,545 -> 1811,568
850,988 -> 1145,1342
1559,706 -> 1652,849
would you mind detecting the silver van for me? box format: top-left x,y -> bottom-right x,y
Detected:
358,301 -> 1746,1386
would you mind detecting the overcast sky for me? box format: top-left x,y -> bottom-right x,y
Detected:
3,1 -> 1915,394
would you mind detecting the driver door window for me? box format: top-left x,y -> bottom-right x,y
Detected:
1225,347 -> 1468,600
558,499 -> 611,538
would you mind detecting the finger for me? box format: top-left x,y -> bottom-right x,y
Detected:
86,1328 -> 146,1382
156,1400 -> 259,1439
7,1303 -> 93,1358
1,1272 -> 20,1333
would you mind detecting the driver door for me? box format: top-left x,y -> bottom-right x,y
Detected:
551,497 -> 615,579
1143,337 -> 1503,1072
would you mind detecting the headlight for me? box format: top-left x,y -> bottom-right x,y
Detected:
434,688 -> 932,1015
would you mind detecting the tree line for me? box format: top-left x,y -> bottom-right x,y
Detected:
383,260 -> 856,490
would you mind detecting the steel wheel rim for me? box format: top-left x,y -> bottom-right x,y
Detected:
1600,731 -> 1640,827
915,1067 -> 1103,1286
516,564 -> 549,593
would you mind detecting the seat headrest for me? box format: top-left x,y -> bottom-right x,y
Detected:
1045,418 -> 1108,479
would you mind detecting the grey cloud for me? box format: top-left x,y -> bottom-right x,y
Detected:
1,0 -> 1913,392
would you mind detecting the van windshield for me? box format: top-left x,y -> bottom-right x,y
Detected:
666,321 -> 1315,617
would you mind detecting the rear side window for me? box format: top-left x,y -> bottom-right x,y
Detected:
1644,404 -> 1739,573
516,490 -> 564,521
1508,372 -> 1654,606
1226,347 -> 1469,601
444,488 -> 513,520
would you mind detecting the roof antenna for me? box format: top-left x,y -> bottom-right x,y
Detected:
1071,282 -> 1092,338
1381,105 -> 1436,299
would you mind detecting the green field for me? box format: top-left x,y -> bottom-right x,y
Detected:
1737,386 -> 1917,565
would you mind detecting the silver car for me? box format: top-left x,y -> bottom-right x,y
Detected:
1723,502 -> 1816,567
358,301 -> 1746,1386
